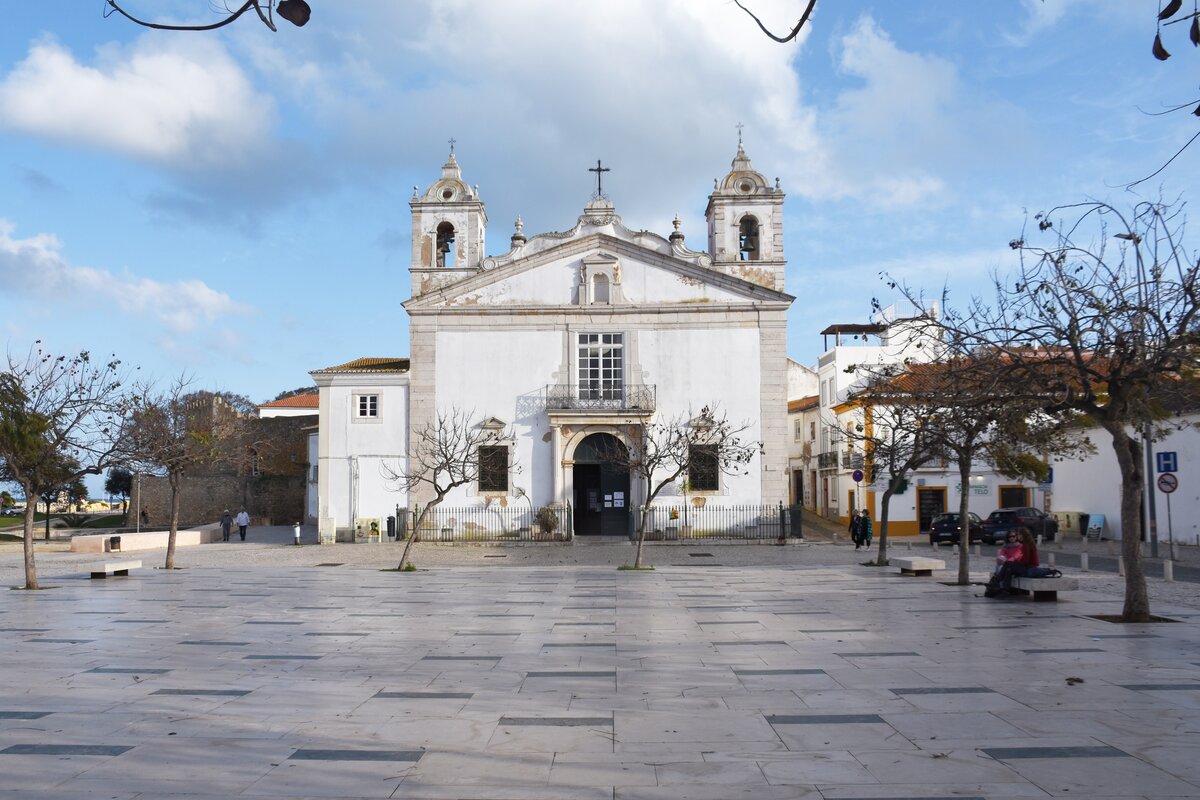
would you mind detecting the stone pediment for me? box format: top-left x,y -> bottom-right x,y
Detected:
404,232 -> 793,311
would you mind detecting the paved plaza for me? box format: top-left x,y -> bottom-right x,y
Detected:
2,535 -> 1200,799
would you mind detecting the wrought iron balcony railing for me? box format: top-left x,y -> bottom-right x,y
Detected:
546,384 -> 656,413
817,451 -> 838,469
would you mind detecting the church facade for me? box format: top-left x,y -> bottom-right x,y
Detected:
312,145 -> 793,540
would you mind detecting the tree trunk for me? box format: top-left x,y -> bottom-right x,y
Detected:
22,490 -> 38,590
164,472 -> 180,570
957,457 -> 972,585
397,502 -> 433,570
876,487 -> 894,565
634,507 -> 648,569
1107,424 -> 1151,621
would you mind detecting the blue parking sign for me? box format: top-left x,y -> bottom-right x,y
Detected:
1156,451 -> 1177,473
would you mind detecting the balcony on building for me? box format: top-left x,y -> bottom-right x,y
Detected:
545,384 -> 656,416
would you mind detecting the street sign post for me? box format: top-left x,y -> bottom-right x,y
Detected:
1156,472 -> 1178,561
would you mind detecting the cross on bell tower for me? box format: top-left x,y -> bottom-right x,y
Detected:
588,159 -> 611,199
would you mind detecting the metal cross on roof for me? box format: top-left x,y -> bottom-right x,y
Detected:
735,122 -> 744,145
448,137 -> 456,154
588,159 -> 611,198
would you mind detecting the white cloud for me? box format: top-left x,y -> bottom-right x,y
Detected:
0,35 -> 275,171
0,219 -> 250,337
805,16 -> 1022,209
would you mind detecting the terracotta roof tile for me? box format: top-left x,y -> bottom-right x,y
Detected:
787,395 -> 819,413
313,357 -> 410,374
259,393 -> 319,409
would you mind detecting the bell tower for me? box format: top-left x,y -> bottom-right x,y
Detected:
704,139 -> 785,291
410,147 -> 487,297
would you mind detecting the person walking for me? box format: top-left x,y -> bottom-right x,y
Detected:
849,509 -> 862,549
860,509 -> 873,548
235,509 -> 250,541
220,510 -> 233,542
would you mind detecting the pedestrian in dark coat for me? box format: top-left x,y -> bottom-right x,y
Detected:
860,509 -> 873,548
849,510 -> 862,549
220,510 -> 233,542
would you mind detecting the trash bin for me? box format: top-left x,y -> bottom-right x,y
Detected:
1078,513 -> 1090,540
386,516 -> 396,539
108,535 -> 121,552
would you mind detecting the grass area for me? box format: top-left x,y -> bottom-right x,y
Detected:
81,515 -> 127,529
0,533 -> 22,542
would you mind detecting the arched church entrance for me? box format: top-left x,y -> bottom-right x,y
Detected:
572,432 -> 631,536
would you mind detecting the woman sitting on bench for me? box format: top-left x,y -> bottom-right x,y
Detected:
997,528 -> 1038,593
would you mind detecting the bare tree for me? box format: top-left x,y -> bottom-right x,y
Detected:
733,0 -> 817,43
383,409 -> 510,571
104,0 -> 310,32
596,406 -> 758,569
967,200 -> 1200,620
842,382 -> 943,565
130,380 -> 250,570
0,345 -> 136,589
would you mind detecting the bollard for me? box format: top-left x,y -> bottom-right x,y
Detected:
1037,534 -> 1043,547
906,540 -> 912,551
1164,560 -> 1174,582
953,544 -> 959,555
974,543 -> 981,557
1119,556 -> 1125,577
1048,552 -> 1056,568
1080,552 -> 1089,572
293,523 -> 301,546
933,541 -> 939,551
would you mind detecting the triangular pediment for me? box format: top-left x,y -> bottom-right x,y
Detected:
405,234 -> 792,310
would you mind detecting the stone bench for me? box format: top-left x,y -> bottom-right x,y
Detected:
1011,575 -> 1077,601
89,560 -> 142,579
893,556 -> 945,576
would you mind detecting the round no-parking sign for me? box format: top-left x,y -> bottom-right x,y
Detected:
1157,472 -> 1178,494
852,469 -> 864,483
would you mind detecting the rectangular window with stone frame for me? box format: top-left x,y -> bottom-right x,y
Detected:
688,444 -> 720,492
478,445 -> 509,493
355,394 -> 379,419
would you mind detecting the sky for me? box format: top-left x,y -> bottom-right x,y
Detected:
1,0 -> 1197,413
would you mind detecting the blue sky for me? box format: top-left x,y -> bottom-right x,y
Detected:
1,0 -> 1196,411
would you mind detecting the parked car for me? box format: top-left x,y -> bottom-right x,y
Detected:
980,507 -> 1058,544
1,507 -> 25,517
928,511 -> 985,545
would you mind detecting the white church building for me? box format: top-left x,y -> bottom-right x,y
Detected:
311,145 -> 793,541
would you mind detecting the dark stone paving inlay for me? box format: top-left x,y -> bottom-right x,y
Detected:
2,744 -> 132,756
499,716 -> 613,726
152,689 -> 251,696
713,640 -> 788,646
542,642 -> 616,648
422,655 -> 502,661
113,619 -> 169,623
180,641 -> 249,646
526,670 -> 616,678
892,687 -> 995,695
304,632 -> 365,637
1120,684 -> 1200,691
768,714 -> 885,725
243,655 -> 322,660
86,668 -> 171,674
984,745 -> 1128,759
29,639 -> 93,644
0,711 -> 51,719
245,620 -> 304,625
289,748 -> 423,762
836,651 -> 920,657
735,669 -> 825,676
375,691 -> 473,699
1020,648 -> 1105,654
